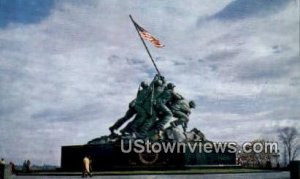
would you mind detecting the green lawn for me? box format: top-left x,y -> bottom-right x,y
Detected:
95,168 -> 276,175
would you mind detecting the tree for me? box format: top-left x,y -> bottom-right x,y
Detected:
278,127 -> 300,164
237,139 -> 279,168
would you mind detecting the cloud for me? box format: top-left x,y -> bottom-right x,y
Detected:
209,0 -> 292,21
0,0 -> 299,165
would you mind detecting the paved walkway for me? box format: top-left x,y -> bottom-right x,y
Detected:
13,171 -> 289,179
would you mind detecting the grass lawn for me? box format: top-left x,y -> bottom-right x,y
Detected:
95,168 -> 277,175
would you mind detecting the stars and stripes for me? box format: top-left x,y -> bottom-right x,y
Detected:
133,21 -> 165,48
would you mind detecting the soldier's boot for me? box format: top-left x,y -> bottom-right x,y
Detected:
109,119 -> 123,134
149,129 -> 163,141
156,129 -> 163,140
109,107 -> 136,134
109,126 -> 116,134
120,126 -> 131,136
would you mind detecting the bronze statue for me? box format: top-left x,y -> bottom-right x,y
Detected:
109,81 -> 149,134
108,74 -> 196,141
170,100 -> 196,132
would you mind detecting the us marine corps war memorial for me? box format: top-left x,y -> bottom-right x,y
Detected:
61,15 -> 236,171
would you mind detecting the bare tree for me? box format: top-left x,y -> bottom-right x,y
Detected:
237,139 -> 279,168
278,127 -> 300,164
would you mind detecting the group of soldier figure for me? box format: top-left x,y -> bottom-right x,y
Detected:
109,74 -> 195,140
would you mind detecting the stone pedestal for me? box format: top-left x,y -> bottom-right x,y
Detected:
61,142 -> 236,171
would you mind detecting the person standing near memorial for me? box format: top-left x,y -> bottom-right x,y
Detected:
0,158 -> 5,179
82,155 -> 92,178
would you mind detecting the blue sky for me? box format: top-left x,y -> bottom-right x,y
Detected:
0,0 -> 55,27
0,0 -> 299,165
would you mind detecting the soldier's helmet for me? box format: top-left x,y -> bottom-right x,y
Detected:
167,83 -> 176,89
189,100 -> 196,108
141,81 -> 149,88
154,79 -> 163,87
160,76 -> 166,83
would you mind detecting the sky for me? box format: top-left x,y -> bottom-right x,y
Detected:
0,0 -> 299,166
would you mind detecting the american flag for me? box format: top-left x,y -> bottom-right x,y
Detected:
133,21 -> 165,48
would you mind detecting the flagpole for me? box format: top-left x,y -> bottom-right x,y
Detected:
129,15 -> 161,76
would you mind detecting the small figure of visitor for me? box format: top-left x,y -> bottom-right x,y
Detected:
26,160 -> 31,173
82,155 -> 92,178
22,160 -> 31,173
0,158 -> 5,179
9,161 -> 16,175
